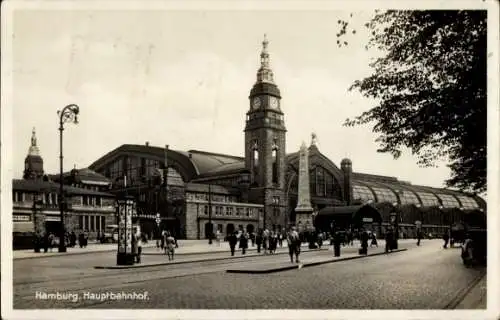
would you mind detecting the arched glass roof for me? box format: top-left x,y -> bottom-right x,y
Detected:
370,186 -> 398,203
435,193 -> 460,208
398,189 -> 421,205
353,184 -> 375,202
415,192 -> 440,207
456,195 -> 479,209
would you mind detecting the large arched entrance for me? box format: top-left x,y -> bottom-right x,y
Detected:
204,222 -> 214,239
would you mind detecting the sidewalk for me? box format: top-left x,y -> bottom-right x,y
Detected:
14,238 -> 420,260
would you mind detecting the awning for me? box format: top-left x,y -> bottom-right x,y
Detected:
13,222 -> 34,233
315,204 -> 383,226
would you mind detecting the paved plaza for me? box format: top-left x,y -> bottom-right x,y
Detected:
13,239 -> 486,309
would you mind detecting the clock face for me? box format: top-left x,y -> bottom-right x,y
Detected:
269,97 -> 279,109
252,97 -> 261,110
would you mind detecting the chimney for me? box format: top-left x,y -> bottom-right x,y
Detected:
188,153 -> 193,159
145,141 -> 149,146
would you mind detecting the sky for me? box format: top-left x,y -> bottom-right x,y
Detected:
8,5 -> 459,189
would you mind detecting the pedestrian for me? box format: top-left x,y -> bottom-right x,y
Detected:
47,233 -> 55,252
43,232 -> 49,253
416,229 -> 422,246
370,232 -> 378,248
228,232 -> 238,256
166,232 -> 175,261
443,230 -> 450,249
135,232 -> 143,263
256,230 -> 263,253
78,231 -> 84,248
239,231 -> 249,255
216,230 -> 221,247
317,232 -> 323,249
360,230 -> 369,255
385,228 -> 394,253
287,226 -> 301,263
69,231 -> 77,247
263,229 -> 270,254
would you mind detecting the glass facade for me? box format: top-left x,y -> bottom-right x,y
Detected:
371,187 -> 398,203
456,196 -> 479,209
398,190 -> 421,205
436,194 -> 460,208
416,192 -> 440,207
353,184 -> 376,202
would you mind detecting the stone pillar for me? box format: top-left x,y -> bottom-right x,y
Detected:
341,158 -> 353,206
295,142 -> 314,227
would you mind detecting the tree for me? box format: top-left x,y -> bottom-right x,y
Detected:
342,10 -> 487,193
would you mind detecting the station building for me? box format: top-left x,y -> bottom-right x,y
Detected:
86,36 -> 486,240
12,129 -> 116,249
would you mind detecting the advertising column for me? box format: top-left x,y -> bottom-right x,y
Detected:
117,198 -> 135,265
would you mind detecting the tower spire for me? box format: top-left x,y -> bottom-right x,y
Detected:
256,34 -> 274,84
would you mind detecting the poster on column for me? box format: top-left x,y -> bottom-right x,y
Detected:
117,202 -> 126,253
125,200 -> 133,252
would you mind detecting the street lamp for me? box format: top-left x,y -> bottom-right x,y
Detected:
57,104 -> 79,253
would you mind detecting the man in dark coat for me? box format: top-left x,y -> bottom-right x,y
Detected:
228,232 -> 238,256
239,232 -> 249,255
255,230 -> 263,253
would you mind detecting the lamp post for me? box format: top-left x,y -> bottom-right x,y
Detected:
57,104 -> 79,253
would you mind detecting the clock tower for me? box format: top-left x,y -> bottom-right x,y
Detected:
245,35 -> 287,231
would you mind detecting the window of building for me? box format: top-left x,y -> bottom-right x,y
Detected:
79,215 -> 84,230
316,167 -> 325,197
246,208 -> 250,217
236,208 -> 241,216
204,205 -> 208,215
272,148 -> 278,184
84,216 -> 89,231
96,216 -> 100,231
273,207 -> 279,217
101,216 -> 106,230
90,216 -> 95,231
227,207 -> 233,216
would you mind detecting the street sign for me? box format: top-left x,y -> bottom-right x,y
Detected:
362,217 -> 373,223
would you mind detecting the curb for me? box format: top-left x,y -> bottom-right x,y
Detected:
226,248 -> 408,274
13,244 -> 157,260
93,247 -> 330,269
141,244 -> 314,257
444,272 -> 486,309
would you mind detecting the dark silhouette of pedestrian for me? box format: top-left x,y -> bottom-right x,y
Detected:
287,226 -> 301,263
443,230 -> 450,249
256,230 -> 263,253
370,233 -> 378,248
239,231 -> 249,255
228,232 -> 238,256
385,228 -> 394,253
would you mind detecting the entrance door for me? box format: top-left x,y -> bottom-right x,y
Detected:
204,222 -> 213,239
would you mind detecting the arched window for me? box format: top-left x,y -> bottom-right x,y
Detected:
272,147 -> 278,184
251,140 -> 259,184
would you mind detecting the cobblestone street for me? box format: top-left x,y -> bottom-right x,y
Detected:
13,240 -> 486,309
